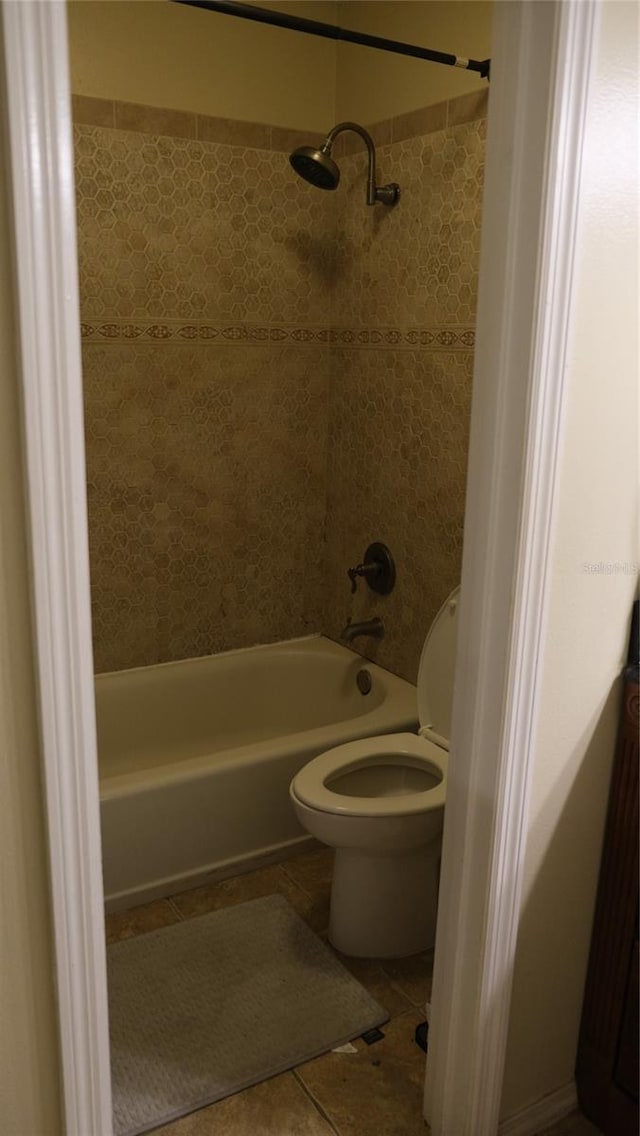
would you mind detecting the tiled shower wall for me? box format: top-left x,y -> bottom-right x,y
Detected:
325,94 -> 485,680
75,103 -> 337,672
74,91 -> 486,680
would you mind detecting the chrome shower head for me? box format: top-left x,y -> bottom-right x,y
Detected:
289,145 -> 340,191
289,122 -> 399,207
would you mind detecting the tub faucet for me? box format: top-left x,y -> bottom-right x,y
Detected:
340,617 -> 385,643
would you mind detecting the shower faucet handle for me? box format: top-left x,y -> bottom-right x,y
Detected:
346,543 -> 396,596
348,562 -> 377,594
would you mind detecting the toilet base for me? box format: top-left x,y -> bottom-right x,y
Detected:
328,843 -> 440,958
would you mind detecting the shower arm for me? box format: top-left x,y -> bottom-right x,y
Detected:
324,122 -> 399,207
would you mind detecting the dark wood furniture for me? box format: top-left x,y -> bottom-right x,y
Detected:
576,617 -> 639,1136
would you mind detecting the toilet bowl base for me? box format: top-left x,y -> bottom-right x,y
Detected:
328,843 -> 440,958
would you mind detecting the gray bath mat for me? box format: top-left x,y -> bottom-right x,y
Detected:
108,893 -> 388,1136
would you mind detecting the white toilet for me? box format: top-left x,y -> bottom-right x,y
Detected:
290,586 -> 460,958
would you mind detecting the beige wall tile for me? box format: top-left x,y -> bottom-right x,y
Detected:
323,349 -> 472,683
81,339 -> 330,670
74,124 -> 336,326
114,100 -> 196,138
72,93 -> 115,128
334,117 -> 392,156
197,114 -> 271,149
391,100 -> 447,143
270,124 -> 326,153
447,87 -> 490,127
333,119 -> 485,330
71,96 -> 483,150
75,111 -> 484,678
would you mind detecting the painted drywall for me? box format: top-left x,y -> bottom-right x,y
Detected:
500,0 -> 639,1116
0,38 -> 63,1136
336,1 -> 492,123
66,1 -> 493,135
66,0 -> 337,130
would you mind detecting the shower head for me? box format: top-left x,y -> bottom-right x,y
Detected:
289,145 -> 340,192
289,122 -> 399,207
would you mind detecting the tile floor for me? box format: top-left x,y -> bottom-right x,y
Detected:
106,847 -> 602,1136
106,847 -> 434,1136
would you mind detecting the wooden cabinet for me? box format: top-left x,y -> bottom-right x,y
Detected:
576,665 -> 639,1135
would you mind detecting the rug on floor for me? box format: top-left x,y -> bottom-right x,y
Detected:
108,892 -> 389,1136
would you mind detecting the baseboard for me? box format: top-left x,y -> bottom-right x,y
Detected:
498,1081 -> 578,1136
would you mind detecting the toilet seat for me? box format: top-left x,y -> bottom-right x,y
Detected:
291,732 -> 447,818
291,587 -> 460,822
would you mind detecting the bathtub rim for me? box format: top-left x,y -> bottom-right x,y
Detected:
97,633 -> 418,796
94,630 -> 392,680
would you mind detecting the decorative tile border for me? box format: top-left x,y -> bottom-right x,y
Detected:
80,318 -> 475,351
72,88 -> 488,151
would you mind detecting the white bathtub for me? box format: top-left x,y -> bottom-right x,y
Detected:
97,635 -> 417,910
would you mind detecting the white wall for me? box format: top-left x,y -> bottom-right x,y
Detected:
501,0 -> 639,1116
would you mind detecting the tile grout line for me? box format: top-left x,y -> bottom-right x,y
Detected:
277,862 -> 426,1018
292,1068 -> 342,1135
381,971 -> 422,1011
277,860 -> 431,1013
381,947 -> 435,1011
166,896 -> 187,921
293,1008 -> 428,1134
278,861 -> 319,902
384,974 -> 428,1012
276,864 -> 331,936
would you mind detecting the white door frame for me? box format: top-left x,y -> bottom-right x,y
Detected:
426,1 -> 597,1132
1,3 -> 112,1133
0,1 -> 597,1134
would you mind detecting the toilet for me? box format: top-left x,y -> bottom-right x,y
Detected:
289,586 -> 460,958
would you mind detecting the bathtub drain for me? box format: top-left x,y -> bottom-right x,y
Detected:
356,669 -> 373,695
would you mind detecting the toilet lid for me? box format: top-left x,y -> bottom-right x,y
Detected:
417,585 -> 460,745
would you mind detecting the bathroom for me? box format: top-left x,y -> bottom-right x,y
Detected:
69,0 -> 489,1131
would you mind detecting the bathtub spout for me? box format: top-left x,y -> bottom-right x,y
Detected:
340,617 -> 385,643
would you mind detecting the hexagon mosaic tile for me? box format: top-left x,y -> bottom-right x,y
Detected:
323,348 -> 472,682
83,343 -> 330,673
74,125 -> 338,326
74,105 -> 485,678
332,119 -> 485,330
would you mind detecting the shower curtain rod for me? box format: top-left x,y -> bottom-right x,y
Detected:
172,0 -> 491,79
